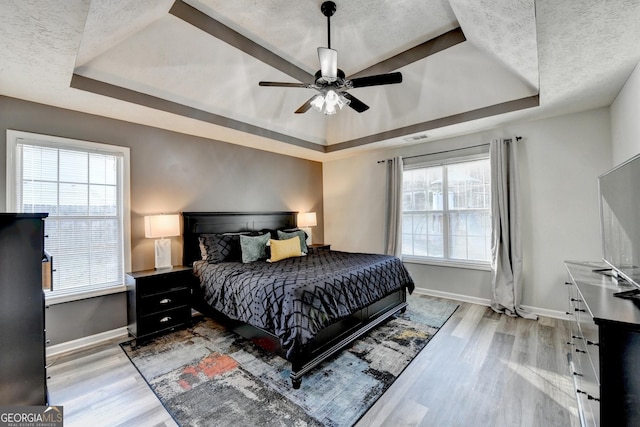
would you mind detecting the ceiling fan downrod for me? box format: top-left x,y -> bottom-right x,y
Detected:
321,1 -> 336,49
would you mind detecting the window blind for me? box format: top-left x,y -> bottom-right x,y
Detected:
15,140 -> 125,295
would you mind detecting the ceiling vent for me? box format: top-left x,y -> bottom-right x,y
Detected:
403,134 -> 429,142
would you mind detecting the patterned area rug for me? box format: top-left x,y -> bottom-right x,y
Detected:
122,295 -> 458,427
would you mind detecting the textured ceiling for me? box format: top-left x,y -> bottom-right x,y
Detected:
1,0 -> 639,161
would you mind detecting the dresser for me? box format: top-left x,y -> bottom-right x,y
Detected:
126,266 -> 193,343
0,213 -> 49,405
565,261 -> 640,427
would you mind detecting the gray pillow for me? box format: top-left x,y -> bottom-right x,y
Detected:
277,229 -> 308,254
240,233 -> 271,263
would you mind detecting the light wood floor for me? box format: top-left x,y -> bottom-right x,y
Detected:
47,299 -> 579,427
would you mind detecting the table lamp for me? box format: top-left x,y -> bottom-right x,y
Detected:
297,212 -> 317,246
144,214 -> 180,269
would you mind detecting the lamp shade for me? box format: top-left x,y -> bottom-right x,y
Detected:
144,214 -> 180,238
297,212 -> 317,227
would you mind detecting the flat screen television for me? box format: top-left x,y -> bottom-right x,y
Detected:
598,152 -> 640,290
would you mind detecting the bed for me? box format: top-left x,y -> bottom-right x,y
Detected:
183,211 -> 414,388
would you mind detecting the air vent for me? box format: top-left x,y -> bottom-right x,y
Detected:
403,134 -> 429,142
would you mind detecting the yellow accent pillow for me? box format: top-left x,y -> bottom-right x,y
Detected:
268,237 -> 302,262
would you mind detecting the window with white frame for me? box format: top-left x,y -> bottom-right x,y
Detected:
6,130 -> 131,302
402,156 -> 491,266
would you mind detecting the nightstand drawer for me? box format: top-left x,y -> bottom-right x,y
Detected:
138,306 -> 190,336
137,274 -> 188,295
139,288 -> 189,316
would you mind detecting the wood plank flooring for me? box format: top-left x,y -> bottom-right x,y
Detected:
46,299 -> 579,427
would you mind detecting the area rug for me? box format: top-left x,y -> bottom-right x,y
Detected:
122,294 -> 458,427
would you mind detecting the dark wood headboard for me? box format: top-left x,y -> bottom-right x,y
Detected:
182,211 -> 297,266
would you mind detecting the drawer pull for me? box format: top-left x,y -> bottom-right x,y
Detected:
572,371 -> 583,377
571,335 -> 583,340
159,316 -> 172,323
565,312 -> 574,316
159,298 -> 172,305
575,348 -> 587,354
586,340 -> 599,346
565,282 -> 573,286
574,308 -> 586,313
570,298 -> 582,302
587,394 -> 600,402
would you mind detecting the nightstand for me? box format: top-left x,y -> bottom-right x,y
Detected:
309,243 -> 331,251
126,266 -> 194,343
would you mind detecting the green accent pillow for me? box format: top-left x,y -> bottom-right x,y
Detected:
240,233 -> 270,263
277,229 -> 308,254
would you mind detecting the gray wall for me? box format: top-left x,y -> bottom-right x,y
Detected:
1,95 -> 324,345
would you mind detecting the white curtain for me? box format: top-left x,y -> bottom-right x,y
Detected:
490,139 -> 537,319
384,156 -> 403,257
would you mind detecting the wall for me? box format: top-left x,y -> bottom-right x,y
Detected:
324,108 -> 612,314
611,61 -> 640,164
0,96 -> 324,345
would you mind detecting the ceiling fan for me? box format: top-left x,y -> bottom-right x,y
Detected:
258,1 -> 403,115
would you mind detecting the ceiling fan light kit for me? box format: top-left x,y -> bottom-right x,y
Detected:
258,1 -> 402,115
311,90 -> 350,115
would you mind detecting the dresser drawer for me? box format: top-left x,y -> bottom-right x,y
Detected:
138,306 -> 190,336
574,343 -> 599,396
578,315 -> 600,383
139,287 -> 189,316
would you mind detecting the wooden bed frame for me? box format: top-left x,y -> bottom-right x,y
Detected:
182,211 -> 408,388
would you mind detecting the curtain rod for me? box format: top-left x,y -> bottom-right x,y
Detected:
377,136 -> 522,164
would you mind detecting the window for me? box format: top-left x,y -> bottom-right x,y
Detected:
402,156 -> 491,267
6,130 -> 131,302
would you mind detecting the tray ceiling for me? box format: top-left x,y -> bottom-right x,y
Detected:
1,0 -> 639,161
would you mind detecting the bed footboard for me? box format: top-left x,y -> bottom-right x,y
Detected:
192,284 -> 407,388
289,289 -> 407,388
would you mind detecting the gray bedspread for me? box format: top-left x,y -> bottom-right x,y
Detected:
193,250 -> 414,359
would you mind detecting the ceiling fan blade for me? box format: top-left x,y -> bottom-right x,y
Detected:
342,92 -> 369,113
318,47 -> 338,81
294,95 -> 319,114
348,72 -> 403,88
259,81 -> 310,88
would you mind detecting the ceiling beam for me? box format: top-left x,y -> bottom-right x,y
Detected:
70,74 -> 324,153
349,27 -> 466,78
169,0 -> 312,83
326,95 -> 539,152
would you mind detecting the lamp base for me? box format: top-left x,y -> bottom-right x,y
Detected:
154,238 -> 173,269
300,227 -> 313,246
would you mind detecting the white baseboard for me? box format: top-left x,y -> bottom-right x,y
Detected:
520,304 -> 573,321
412,288 -> 570,320
46,327 -> 129,358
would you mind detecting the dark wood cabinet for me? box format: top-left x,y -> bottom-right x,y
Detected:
0,213 -> 48,405
126,266 -> 193,343
565,261 -> 640,427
